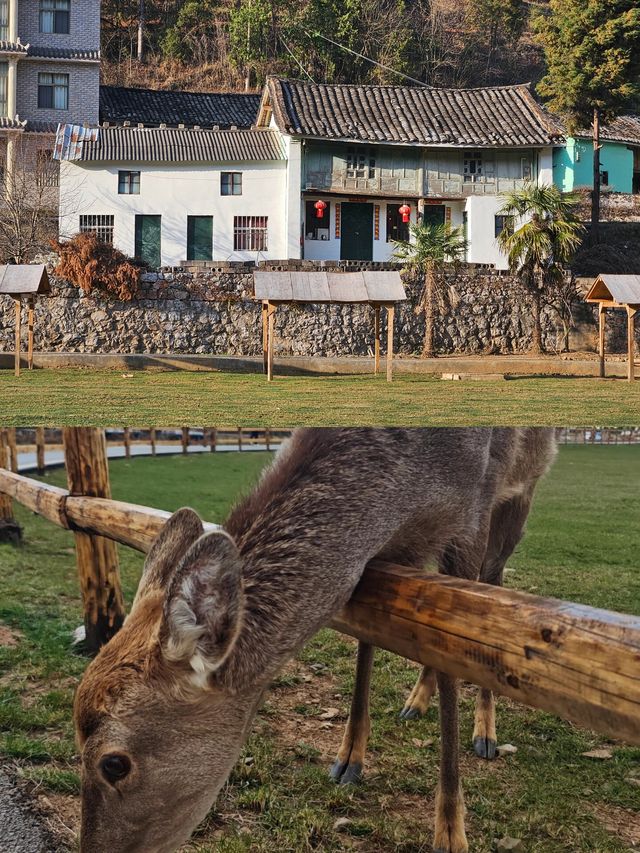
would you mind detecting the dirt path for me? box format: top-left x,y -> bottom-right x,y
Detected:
0,770 -> 56,852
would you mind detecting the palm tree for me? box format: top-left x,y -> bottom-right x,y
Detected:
497,185 -> 584,355
394,222 -> 467,358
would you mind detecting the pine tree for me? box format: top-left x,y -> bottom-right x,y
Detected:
534,0 -> 640,242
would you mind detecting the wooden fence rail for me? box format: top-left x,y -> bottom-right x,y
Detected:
1,463 -> 639,745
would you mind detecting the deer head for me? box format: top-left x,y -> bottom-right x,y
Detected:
74,508 -> 254,853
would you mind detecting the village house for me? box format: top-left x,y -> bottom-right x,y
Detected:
553,116 -> 640,195
58,77 -> 565,269
0,0 -> 100,196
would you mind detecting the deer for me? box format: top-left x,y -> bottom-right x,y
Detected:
74,427 -> 556,853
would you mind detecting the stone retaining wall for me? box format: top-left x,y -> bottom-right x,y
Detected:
0,264 -> 618,358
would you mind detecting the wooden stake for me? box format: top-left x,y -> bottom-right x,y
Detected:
628,307 -> 636,383
63,428 -> 125,653
267,303 -> 275,381
149,428 -> 156,456
209,427 -> 217,452
123,427 -> 131,459
7,428 -> 18,472
27,296 -> 34,370
374,305 -> 380,375
386,304 -> 394,382
14,297 -> 21,377
0,430 -> 15,527
262,301 -> 268,374
598,305 -> 606,378
238,427 -> 243,451
265,428 -> 271,452
182,427 -> 189,454
35,427 -> 45,475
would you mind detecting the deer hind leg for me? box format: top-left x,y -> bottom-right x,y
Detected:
399,665 -> 437,720
472,491 -> 534,760
330,641 -> 374,785
433,671 -> 468,853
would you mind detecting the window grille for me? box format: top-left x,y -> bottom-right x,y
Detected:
233,216 -> 268,252
0,62 -> 7,118
38,73 -> 69,110
118,171 -> 141,194
79,215 -> 114,244
463,150 -> 483,182
39,0 -> 70,34
221,172 -> 242,195
36,150 -> 59,187
346,146 -> 376,179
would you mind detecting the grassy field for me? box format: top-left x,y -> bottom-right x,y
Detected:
0,447 -> 639,852
2,368 -> 640,425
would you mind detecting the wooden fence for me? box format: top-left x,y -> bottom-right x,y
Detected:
0,428 -> 639,746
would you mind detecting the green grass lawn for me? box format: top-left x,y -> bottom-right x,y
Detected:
2,368 -> 640,426
0,447 -> 639,852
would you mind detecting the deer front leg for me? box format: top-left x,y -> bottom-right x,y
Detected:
399,665 -> 437,720
330,641 -> 374,785
472,688 -> 497,759
433,672 -> 468,853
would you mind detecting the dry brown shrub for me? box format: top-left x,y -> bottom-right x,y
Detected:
52,232 -> 140,301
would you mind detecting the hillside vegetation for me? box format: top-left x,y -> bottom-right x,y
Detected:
101,0 -> 548,92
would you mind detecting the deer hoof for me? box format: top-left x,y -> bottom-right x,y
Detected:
399,705 -> 423,720
329,758 -> 363,785
473,736 -> 497,760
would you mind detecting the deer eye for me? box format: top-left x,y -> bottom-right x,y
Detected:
100,753 -> 131,784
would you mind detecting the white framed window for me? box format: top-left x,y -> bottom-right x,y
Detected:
221,172 -> 242,195
38,73 -> 69,110
0,1 -> 9,40
39,0 -> 70,34
233,216 -> 268,252
80,215 -> 114,244
118,170 -> 141,194
463,150 -> 483,182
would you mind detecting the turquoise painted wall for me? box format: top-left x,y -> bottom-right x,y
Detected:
553,137 -> 633,193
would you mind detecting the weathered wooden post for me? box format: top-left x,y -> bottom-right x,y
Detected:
374,306 -> 381,375
238,427 -> 243,451
149,427 -> 156,456
182,427 -> 189,454
265,428 -> 271,452
35,427 -> 45,475
386,304 -> 394,382
0,429 -> 21,543
628,306 -> 637,382
14,297 -> 21,377
27,296 -> 35,370
6,428 -> 18,472
63,428 -> 125,652
123,427 -> 131,459
208,427 -> 217,452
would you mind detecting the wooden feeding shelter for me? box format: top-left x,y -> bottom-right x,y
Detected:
0,264 -> 51,376
254,270 -> 406,381
585,274 -> 639,382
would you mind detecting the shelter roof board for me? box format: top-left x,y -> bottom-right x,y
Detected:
254,270 -> 405,303
586,274 -> 640,307
0,265 -> 50,296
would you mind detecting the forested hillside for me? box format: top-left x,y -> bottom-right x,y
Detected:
101,0 -> 548,93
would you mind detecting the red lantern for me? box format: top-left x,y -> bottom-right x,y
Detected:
314,199 -> 327,219
399,203 -> 411,224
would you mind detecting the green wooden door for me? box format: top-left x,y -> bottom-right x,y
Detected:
187,216 -> 213,261
135,215 -> 161,267
422,205 -> 445,227
340,203 -> 373,261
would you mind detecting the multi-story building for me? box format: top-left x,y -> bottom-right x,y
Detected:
0,0 -> 100,201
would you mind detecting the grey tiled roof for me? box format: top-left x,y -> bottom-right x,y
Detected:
27,46 -> 100,61
0,40 -> 28,53
77,126 -> 284,162
265,78 -> 564,147
576,115 -> 640,146
100,86 -> 260,129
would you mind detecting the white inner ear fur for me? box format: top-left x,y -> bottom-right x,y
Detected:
165,594 -> 220,689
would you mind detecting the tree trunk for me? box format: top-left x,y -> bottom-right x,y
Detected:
137,0 -> 145,62
592,106 -> 600,244
530,272 -> 544,355
422,263 -> 436,358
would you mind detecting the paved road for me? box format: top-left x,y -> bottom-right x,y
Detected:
0,770 -> 56,852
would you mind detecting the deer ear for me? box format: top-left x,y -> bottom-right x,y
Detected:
134,508 -> 205,604
162,530 -> 243,685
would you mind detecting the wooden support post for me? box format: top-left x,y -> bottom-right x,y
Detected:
27,296 -> 34,370
386,304 -> 394,382
14,297 -> 21,377
628,307 -> 637,383
262,301 -> 268,374
62,428 -> 125,653
7,428 -> 18,472
598,305 -> 606,378
149,428 -> 156,456
238,427 -> 243,451
0,430 -> 20,543
209,428 -> 217,452
374,305 -> 380,375
267,302 -> 275,382
182,427 -> 189,454
123,427 -> 131,459
35,427 -> 45,476
265,428 -> 271,452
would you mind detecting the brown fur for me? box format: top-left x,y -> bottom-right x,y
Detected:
74,428 -> 557,853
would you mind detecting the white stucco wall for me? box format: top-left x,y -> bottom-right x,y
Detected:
59,159 -> 288,266
464,196 -> 509,270
538,147 -> 554,186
